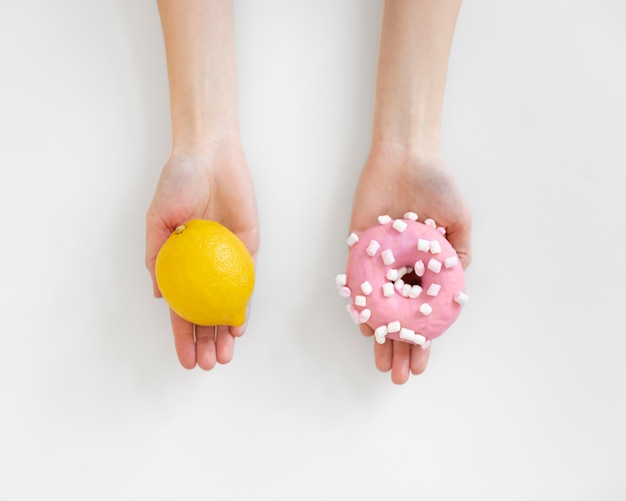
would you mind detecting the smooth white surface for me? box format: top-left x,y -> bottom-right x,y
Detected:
1,1 -> 626,499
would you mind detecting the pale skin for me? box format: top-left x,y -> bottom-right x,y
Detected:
146,0 -> 259,370
146,0 -> 471,380
351,0 -> 471,384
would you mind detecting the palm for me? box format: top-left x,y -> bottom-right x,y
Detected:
146,144 -> 259,370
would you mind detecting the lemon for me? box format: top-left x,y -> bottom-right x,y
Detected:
155,220 -> 255,326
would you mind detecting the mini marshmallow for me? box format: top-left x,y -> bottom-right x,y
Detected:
339,286 -> 351,297
454,291 -> 469,306
424,218 -> 436,229
409,285 -> 423,298
403,211 -> 418,221
382,282 -> 395,297
374,325 -> 388,337
429,240 -> 442,255
419,303 -> 433,316
360,281 -> 373,295
378,215 -> 392,225
400,327 -> 415,341
387,321 -> 401,333
427,283 -> 441,297
394,278 -> 405,292
392,219 -> 408,232
386,268 -> 399,281
381,249 -> 395,265
401,284 -> 412,297
414,260 -> 425,277
359,309 -> 371,323
427,258 -> 442,273
347,305 -> 360,324
437,227 -> 447,235
414,334 -> 427,345
366,240 -> 381,257
444,256 -> 459,268
417,239 -> 431,252
347,233 -> 359,247
374,325 -> 388,344
335,274 -> 347,287
351,311 -> 361,324
398,266 -> 408,278
421,339 -> 431,350
355,295 -> 367,307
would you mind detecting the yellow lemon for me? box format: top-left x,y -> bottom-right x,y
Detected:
155,220 -> 255,326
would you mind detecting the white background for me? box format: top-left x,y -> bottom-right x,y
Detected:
1,1 -> 625,499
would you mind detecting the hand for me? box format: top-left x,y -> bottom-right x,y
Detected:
146,141 -> 259,370
349,145 -> 471,384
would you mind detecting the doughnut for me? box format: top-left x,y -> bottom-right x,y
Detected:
336,212 -> 468,349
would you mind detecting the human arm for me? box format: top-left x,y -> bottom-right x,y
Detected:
146,0 -> 259,370
350,0 -> 470,384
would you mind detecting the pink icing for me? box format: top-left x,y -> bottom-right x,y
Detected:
345,218 -> 465,344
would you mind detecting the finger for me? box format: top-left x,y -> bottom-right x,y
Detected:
145,212 -> 175,298
391,340 -> 411,385
374,339 -> 392,372
230,297 -> 254,338
195,325 -> 217,371
215,326 -> 235,365
359,323 -> 374,337
170,309 -> 196,369
410,343 -> 431,375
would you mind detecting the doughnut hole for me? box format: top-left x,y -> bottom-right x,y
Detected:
397,268 -> 422,288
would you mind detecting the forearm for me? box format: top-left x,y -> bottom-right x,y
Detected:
372,0 -> 461,154
158,0 -> 240,149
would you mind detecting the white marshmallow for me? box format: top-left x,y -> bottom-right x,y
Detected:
359,309 -> 371,323
339,286 -> 351,297
335,274 -> 347,287
427,283 -> 441,296
427,258 -> 442,273
429,240 -> 442,255
366,240 -> 381,257
417,239 -> 431,252
394,278 -> 405,291
386,268 -> 399,281
374,325 -> 388,344
360,281 -> 373,295
409,285 -> 423,298
414,260 -> 425,277
437,227 -> 447,235
454,291 -> 469,306
392,219 -> 408,232
401,284 -> 412,297
347,305 -> 360,324
378,215 -> 392,225
400,327 -> 415,341
424,218 -> 436,229
403,211 -> 418,221
444,256 -> 459,268
381,249 -> 395,265
414,333 -> 427,345
387,321 -> 401,333
352,311 -> 361,324
419,303 -> 433,316
346,233 -> 359,247
355,295 -> 366,307
382,282 -> 395,297
421,339 -> 431,350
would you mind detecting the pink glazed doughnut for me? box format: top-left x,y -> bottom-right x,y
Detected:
336,213 -> 468,348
